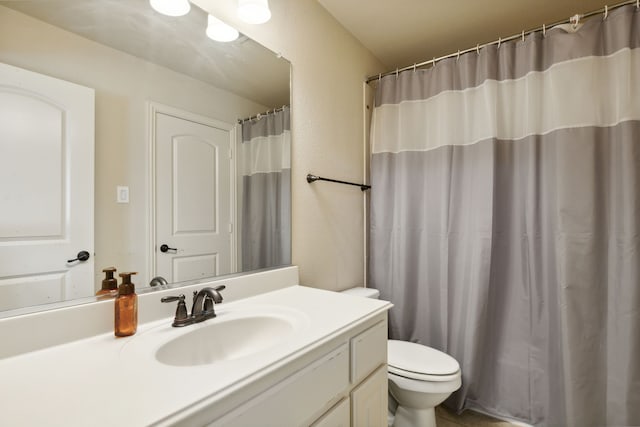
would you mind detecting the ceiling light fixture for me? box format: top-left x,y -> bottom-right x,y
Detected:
206,14 -> 239,42
237,0 -> 271,24
149,0 -> 191,17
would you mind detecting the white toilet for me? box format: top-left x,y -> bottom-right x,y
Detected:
341,287 -> 462,427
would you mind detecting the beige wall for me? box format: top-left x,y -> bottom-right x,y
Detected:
193,0 -> 385,290
0,6 -> 268,287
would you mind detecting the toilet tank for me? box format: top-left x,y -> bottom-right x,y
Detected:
341,287 -> 380,299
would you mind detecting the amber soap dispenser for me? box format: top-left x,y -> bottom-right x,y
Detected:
96,267 -> 118,297
115,272 -> 138,337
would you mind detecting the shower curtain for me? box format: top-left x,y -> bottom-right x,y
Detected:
239,107 -> 291,271
369,5 -> 640,426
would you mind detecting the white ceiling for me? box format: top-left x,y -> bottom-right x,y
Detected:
318,0 -> 613,70
2,0 -> 290,108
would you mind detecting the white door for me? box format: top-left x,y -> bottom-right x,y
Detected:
0,62 -> 94,311
153,108 -> 234,283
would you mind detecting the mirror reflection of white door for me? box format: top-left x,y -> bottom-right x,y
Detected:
152,106 -> 234,283
0,62 -> 94,311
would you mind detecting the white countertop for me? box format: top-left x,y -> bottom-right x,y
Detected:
0,285 -> 390,426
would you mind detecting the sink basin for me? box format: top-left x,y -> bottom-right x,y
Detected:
155,313 -> 298,367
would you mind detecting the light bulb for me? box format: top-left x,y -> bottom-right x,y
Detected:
149,0 -> 191,17
237,0 -> 271,24
206,15 -> 239,42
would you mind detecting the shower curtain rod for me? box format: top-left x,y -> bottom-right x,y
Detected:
366,0 -> 639,84
238,105 -> 289,124
306,174 -> 371,191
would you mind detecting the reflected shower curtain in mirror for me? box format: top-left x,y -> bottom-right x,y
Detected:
369,6 -> 640,426
239,107 -> 291,271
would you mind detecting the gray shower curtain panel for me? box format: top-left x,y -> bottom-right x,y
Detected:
240,107 -> 291,271
369,6 -> 640,426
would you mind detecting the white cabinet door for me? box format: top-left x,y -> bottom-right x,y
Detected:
0,62 -> 94,311
351,365 -> 388,427
153,109 -> 234,283
312,398 -> 350,427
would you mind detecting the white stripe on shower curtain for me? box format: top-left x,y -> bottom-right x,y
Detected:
372,49 -> 640,153
239,132 -> 291,176
369,5 -> 640,427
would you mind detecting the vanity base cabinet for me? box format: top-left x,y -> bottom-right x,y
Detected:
207,313 -> 388,427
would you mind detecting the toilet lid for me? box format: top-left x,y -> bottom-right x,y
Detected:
388,340 -> 460,376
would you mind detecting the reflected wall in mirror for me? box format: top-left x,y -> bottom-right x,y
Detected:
0,0 -> 291,315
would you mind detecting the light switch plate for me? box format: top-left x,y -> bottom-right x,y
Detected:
117,186 -> 129,203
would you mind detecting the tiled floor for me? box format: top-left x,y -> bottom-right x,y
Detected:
435,405 -> 514,427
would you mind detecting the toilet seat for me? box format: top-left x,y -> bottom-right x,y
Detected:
389,365 -> 461,382
388,340 -> 461,382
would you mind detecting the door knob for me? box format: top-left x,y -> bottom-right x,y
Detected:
160,244 -> 177,253
67,250 -> 90,263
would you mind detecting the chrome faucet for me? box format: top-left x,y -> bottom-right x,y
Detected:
161,285 -> 225,327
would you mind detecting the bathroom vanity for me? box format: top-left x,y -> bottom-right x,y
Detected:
0,267 -> 391,426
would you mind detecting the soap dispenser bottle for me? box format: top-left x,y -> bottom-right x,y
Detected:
115,272 -> 138,337
96,267 -> 118,297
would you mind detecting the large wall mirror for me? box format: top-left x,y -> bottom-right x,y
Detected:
0,0 -> 291,316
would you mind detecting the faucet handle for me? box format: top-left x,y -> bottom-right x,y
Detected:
161,295 -> 187,305
161,294 -> 191,327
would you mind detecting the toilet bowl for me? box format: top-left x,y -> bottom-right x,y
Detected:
388,340 -> 461,427
341,287 -> 462,427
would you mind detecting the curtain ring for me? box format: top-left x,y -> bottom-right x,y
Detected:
542,24 -> 546,37
395,68 -> 399,79
456,50 -> 461,61
603,5 -> 608,20
413,63 -> 417,72
522,30 -> 525,42
476,44 -> 480,55
497,37 -> 501,49
571,14 -> 581,30
432,57 -> 436,67
378,73 -> 381,82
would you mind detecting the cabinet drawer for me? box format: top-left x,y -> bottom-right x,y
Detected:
350,320 -> 387,384
212,343 -> 349,427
